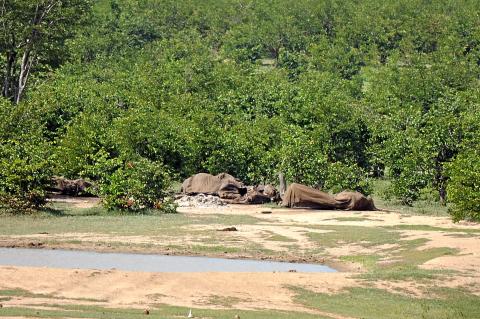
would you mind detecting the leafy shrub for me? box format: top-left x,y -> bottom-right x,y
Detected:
446,150 -> 480,222
0,140 -> 52,211
0,100 -> 53,211
54,101 -> 121,179
96,158 -> 174,211
112,108 -> 201,177
383,169 -> 430,206
276,126 -> 327,186
324,162 -> 372,195
204,118 -> 283,184
276,126 -> 371,193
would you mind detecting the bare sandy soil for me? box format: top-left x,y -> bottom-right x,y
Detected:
1,203 -> 480,315
46,195 -> 101,209
178,204 -> 478,230
0,266 -> 356,317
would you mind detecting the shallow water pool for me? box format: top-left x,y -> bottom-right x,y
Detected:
0,247 -> 336,273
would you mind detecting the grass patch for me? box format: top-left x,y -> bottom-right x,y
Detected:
205,295 -> 244,307
375,198 -> 449,217
443,233 -> 479,238
306,225 -> 400,248
397,246 -> 457,265
0,209 -> 274,258
357,245 -> 458,281
0,212 -> 262,236
0,288 -> 55,299
165,240 -> 277,257
292,286 -> 480,319
0,303 -> 329,319
0,288 -> 106,303
362,265 -> 454,281
386,224 -> 480,234
371,180 -> 449,217
306,225 -> 459,281
264,231 -> 297,242
267,234 -> 297,242
340,254 -> 381,268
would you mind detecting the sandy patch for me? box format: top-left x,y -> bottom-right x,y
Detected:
0,266 -> 356,315
178,205 -> 480,231
373,273 -> 480,297
400,230 -> 480,273
326,243 -> 400,257
195,224 -> 331,252
47,196 -> 101,209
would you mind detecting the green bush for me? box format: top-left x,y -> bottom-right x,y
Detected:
446,150 -> 480,222
112,107 -> 201,177
96,158 -> 174,211
204,118 -> 284,184
0,100 -> 53,212
324,162 -> 372,195
278,129 -> 329,187
0,140 -> 52,211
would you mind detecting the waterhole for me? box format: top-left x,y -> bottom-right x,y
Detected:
0,248 -> 336,273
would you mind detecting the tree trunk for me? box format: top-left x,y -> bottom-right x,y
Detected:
2,50 -> 16,99
434,158 -> 447,206
11,1 -> 56,104
279,172 -> 286,198
439,185 -> 446,206
14,47 -> 31,104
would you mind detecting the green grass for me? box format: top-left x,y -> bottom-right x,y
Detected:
396,246 -> 457,265
0,207 -> 272,257
340,254 -> 381,268
372,179 -> 449,217
362,265 -> 454,282
0,289 -> 105,302
205,295 -> 244,307
0,208 -> 262,236
305,225 -> 460,281
0,303 -> 329,319
386,224 -> 480,234
361,246 -> 458,281
306,225 -> 400,248
267,234 -> 297,242
375,197 -> 449,217
291,287 -> 480,319
264,231 -> 297,242
361,244 -> 457,281
0,288 -> 56,299
4,288 -> 479,319
443,233 -> 479,238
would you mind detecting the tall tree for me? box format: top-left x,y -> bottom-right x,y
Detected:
0,0 -> 91,104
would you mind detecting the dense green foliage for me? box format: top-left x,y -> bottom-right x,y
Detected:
95,158 -> 173,211
0,0 -> 92,103
446,111 -> 480,221
0,100 -> 52,210
1,0 -> 479,217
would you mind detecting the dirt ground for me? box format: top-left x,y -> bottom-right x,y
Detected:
1,203 -> 479,316
0,266 -> 356,317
